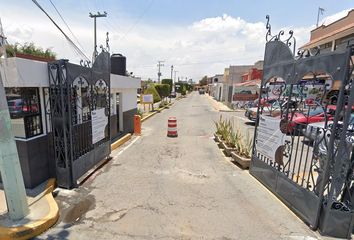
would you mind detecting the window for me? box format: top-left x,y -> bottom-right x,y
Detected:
5,87 -> 43,138
94,79 -> 108,110
335,34 -> 354,51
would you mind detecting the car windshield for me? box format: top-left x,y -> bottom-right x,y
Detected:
307,108 -> 324,116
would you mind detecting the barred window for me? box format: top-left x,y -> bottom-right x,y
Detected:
5,87 -> 43,138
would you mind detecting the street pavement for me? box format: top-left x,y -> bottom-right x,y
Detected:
38,92 -> 320,240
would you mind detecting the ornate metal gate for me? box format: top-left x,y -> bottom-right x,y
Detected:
250,16 -> 354,238
48,52 -> 111,189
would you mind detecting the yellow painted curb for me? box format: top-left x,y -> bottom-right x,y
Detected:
0,178 -> 59,240
111,133 -> 132,151
141,111 -> 158,123
141,102 -> 174,123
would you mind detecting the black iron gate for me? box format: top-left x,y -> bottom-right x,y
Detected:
48,52 -> 111,188
250,16 -> 354,238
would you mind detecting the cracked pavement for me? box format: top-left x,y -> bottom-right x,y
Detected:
37,92 -> 320,240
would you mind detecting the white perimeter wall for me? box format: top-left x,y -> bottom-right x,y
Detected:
111,88 -> 137,112
1,57 -> 49,87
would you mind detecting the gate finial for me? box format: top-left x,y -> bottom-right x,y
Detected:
265,15 -> 297,55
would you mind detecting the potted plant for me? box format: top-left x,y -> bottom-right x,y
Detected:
214,115 -> 224,142
218,119 -> 232,149
231,131 -> 253,169
223,126 -> 241,157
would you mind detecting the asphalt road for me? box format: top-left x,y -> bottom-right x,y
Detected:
39,92 -> 320,240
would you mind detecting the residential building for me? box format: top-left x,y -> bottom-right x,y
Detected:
207,74 -> 224,101
222,61 -> 263,105
223,65 -> 252,104
232,61 -> 263,107
222,68 -> 229,102
300,9 -> 354,53
241,68 -> 263,82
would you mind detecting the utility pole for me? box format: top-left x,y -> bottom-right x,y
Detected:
174,70 -> 178,83
173,70 -> 178,92
316,7 -> 325,27
0,19 -> 29,220
157,60 -> 164,83
89,11 -> 107,62
170,65 -> 174,80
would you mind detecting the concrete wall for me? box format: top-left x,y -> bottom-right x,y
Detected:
1,57 -> 49,87
111,74 -> 140,134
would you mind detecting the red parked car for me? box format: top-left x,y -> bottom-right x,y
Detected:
280,105 -> 336,134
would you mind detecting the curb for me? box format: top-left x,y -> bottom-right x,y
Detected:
0,179 -> 59,240
111,133 -> 132,151
141,102 -> 174,123
141,111 -> 158,122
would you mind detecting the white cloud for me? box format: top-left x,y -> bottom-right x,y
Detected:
321,8 -> 353,26
0,6 -> 315,81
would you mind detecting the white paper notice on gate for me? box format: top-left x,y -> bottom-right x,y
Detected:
91,108 -> 108,144
256,115 -> 288,163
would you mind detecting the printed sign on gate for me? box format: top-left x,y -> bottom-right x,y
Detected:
91,108 -> 108,144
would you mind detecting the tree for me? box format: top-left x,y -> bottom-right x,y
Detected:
144,84 -> 161,103
181,85 -> 187,96
161,79 -> 173,94
199,76 -> 208,86
6,42 -> 56,59
155,84 -> 171,100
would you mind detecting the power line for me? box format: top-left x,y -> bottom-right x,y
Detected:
48,0 -> 88,56
32,0 -> 90,62
119,0 -> 155,41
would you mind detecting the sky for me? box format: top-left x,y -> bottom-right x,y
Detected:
0,1 -> 353,81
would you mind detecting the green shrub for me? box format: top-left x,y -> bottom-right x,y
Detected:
161,79 -> 173,94
155,84 -> 171,100
144,84 -> 161,103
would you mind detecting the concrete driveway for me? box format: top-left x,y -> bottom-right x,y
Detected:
38,92 -> 320,240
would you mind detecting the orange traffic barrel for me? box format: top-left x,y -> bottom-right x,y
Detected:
167,117 -> 178,137
134,115 -> 141,135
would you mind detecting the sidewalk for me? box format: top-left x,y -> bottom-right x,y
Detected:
0,179 -> 59,239
206,94 -> 235,112
0,185 -> 41,215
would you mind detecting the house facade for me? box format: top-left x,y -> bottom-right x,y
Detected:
300,9 -> 354,53
207,74 -> 224,101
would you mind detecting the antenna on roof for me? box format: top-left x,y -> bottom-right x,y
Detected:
316,7 -> 325,27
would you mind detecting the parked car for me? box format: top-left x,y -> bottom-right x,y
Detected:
199,89 -> 205,94
304,113 -> 354,141
7,99 -> 39,117
282,105 -> 336,134
169,92 -> 177,98
245,100 -> 283,121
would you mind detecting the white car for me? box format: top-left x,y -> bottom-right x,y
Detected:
303,114 -> 354,142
